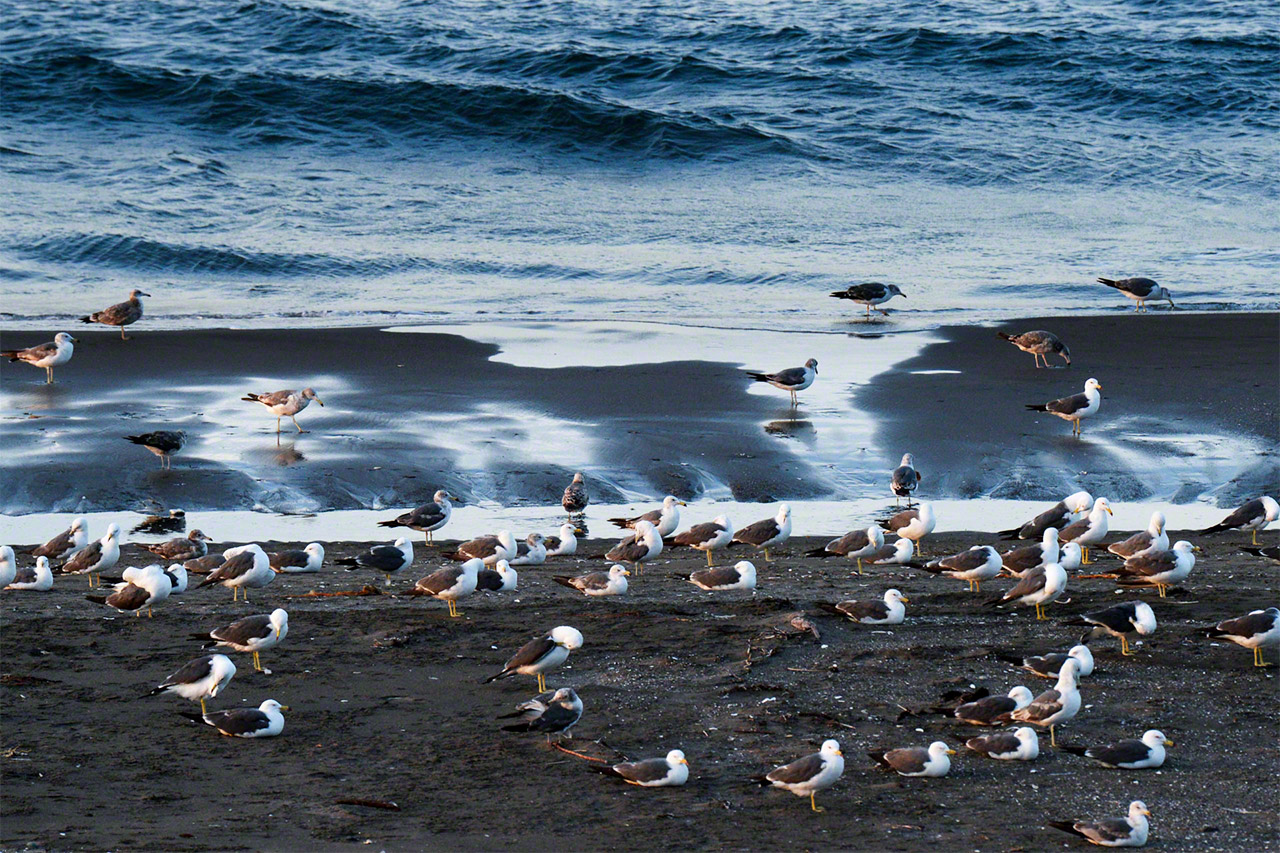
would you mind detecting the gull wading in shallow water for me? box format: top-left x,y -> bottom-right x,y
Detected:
562,472 -> 589,516
829,282 -> 906,318
80,289 -> 148,339
1026,377 -> 1102,437
124,430 -> 186,469
1099,275 -> 1174,312
1,332 -> 76,383
745,358 -> 818,406
241,387 -> 324,434
997,329 -> 1071,368
891,452 -> 920,506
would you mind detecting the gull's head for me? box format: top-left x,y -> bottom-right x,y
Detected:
259,699 -> 288,714
1085,377 -> 1102,393
734,560 -> 757,582
1143,730 -> 1172,748
664,495 -> 688,508
55,332 -> 77,346
1015,726 -> 1038,744
894,537 -> 914,558
497,530 -> 517,551
393,537 -> 410,549
713,515 -> 731,528
1067,644 -> 1094,675
0,545 -> 13,565
1055,340 -> 1071,366
188,529 -> 211,542
804,358 -> 818,372
917,501 -> 935,521
928,741 -> 955,757
301,387 -> 324,406
1060,542 -> 1083,568
886,284 -> 905,298
1149,511 -> 1166,534
1094,497 -> 1113,516
900,452 -> 915,467
72,516 -> 88,532
1042,526 -> 1058,545
666,749 -> 688,766
634,519 -> 659,541
1130,801 -> 1152,819
210,654 -> 236,683
1172,540 -> 1195,554
820,739 -> 842,757
609,564 -> 629,579
571,472 -> 584,484
1067,491 -> 1093,513
1132,602 -> 1158,635
885,588 -> 907,604
559,523 -> 578,538
496,561 -> 517,581
527,533 -> 544,546
270,608 -> 289,637
1057,657 -> 1081,683
35,555 -> 51,573
105,523 -> 121,540
551,625 -> 584,650
130,289 -> 151,299
1008,685 -> 1034,707
304,542 -> 325,559
433,489 -> 453,504
550,687 -> 578,704
1163,288 -> 1175,307
1261,496 -> 1280,522
777,503 -> 791,521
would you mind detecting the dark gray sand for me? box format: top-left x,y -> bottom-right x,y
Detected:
861,312 -> 1279,505
3,532 -> 1276,851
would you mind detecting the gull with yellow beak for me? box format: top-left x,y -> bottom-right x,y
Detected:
757,739 -> 844,812
868,741 -> 955,777
1059,498 -> 1112,564
1061,729 -> 1172,770
199,608 -> 289,673
590,749 -> 689,787
1026,377 -> 1102,437
1049,800 -> 1151,847
181,699 -> 289,738
240,387 -> 325,434
485,626 -> 584,694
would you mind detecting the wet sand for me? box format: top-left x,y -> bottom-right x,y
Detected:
3,532 -> 1276,851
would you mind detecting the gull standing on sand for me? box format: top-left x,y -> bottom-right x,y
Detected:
241,388 -> 324,434
1099,276 -> 1174,312
61,523 -> 121,587
869,741 -> 954,778
829,282 -> 906,318
486,626 -> 584,693
201,609 -> 289,672
1200,496 -> 1279,545
269,542 -> 325,573
80,289 -> 148,339
511,533 -> 548,566
966,727 -> 1040,761
403,558 -> 481,617
1011,658 -> 1081,746
1050,800 -> 1151,847
554,565 -> 629,597
181,699 -> 288,739
608,495 -> 686,537
1062,730 -> 1171,770
476,560 -> 518,593
337,537 -> 413,582
562,473 -> 589,516
1,332 -> 76,383
952,687 -> 1035,726
1001,528 -> 1060,577
815,589 -> 907,625
745,359 -> 818,406
879,502 -> 936,555
148,653 -> 236,714
86,564 -> 170,617
757,739 -> 844,812
670,515 -> 734,566
1058,497 -> 1112,564
805,525 -> 884,575
997,330 -> 1071,368
0,547 -> 15,588
891,453 -> 920,506
987,563 -> 1068,620
591,749 -> 689,787
377,490 -> 456,544
732,504 -> 792,561
124,430 -> 186,469
919,544 -> 1001,592
195,544 -> 274,601
30,516 -> 89,564
1067,601 -> 1156,656
142,530 -> 211,562
1204,607 -> 1280,667
6,555 -> 54,591
1113,541 -> 1198,597
500,687 -> 583,739
605,520 -> 662,573
683,559 -> 757,593
1026,377 -> 1103,437
1000,644 -> 1095,680
544,524 -> 580,557
447,531 -> 516,566
1000,492 -> 1093,540
1107,511 -> 1168,559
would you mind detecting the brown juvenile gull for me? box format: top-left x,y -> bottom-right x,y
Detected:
997,330 -> 1071,368
670,515 -> 733,566
402,558 -> 480,617
814,589 -> 907,625
337,537 -> 413,582
868,741 -> 954,777
1010,658 -> 1081,746
1204,607 -> 1280,667
999,491 -> 1093,540
181,699 -> 288,738
744,359 -> 818,406
240,387 -> 325,434
732,504 -> 792,561
1049,800 -> 1151,847
607,495 -> 686,537
1058,497 -> 1112,564
829,282 -> 906,318
878,502 -> 936,555
890,453 -> 920,506
486,626 -> 584,693
1,332 -> 76,383
804,525 -> 884,575
1099,274 -> 1175,312
590,749 -> 689,787
1200,495 -> 1279,545
80,289 -> 148,339
553,564 -> 629,597
269,542 -> 325,573
147,653 -> 236,715
1061,730 -> 1171,770
142,529 -> 211,561
1106,511 -> 1168,559
29,516 -> 89,563
199,608 -> 289,672
1065,601 -> 1156,656
377,490 -> 455,544
562,472 -> 589,515
446,530 -> 516,566
1026,377 -> 1102,437
124,430 -> 187,469
755,740 -> 844,812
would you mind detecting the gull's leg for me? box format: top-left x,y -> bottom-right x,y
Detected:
148,606 -> 153,618
537,673 -> 546,693
386,573 -> 392,584
810,792 -> 823,813
1252,529 -> 1258,546
46,366 -> 53,384
292,416 -> 305,433
1034,602 -> 1042,620
856,557 -> 863,577
276,416 -> 282,434
200,698 -> 207,714
1049,725 -> 1057,748
121,327 -> 128,340
134,610 -> 140,617
706,550 -> 713,567
764,547 -> 771,562
1121,635 -> 1132,656
1256,647 -> 1267,667
253,650 -> 262,671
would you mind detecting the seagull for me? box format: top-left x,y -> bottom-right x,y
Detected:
510,533 -> 548,566
732,504 -> 792,561
1112,541 -> 1198,596
1059,498 -> 1113,564
194,544 -> 274,601
5,555 -> 54,591
161,563 -> 188,594
476,560 -> 518,593
403,558 -> 480,617
1011,658 -> 1081,746
0,546 -> 15,588
562,472 -> 589,515
1050,800 -> 1151,847
1106,511 -> 1168,559
142,530 -> 212,562
1204,607 -> 1280,667
1099,275 -> 1174,312
200,608 -> 289,672
829,282 -> 906,318
500,687 -> 583,740
1240,545 -> 1280,564
124,430 -> 186,469
1001,528 -> 1060,577
240,388 -> 324,434
919,545 -> 1002,592
804,525 -> 885,575
86,564 -> 170,617
377,490 -> 456,544
1067,601 -> 1157,656
999,644 -> 1095,680
80,289 -> 148,339
869,741 -> 954,778
590,749 -> 689,787
446,531 -> 516,566
879,502 -> 936,555
814,589 -> 907,625
1060,542 -> 1084,572
966,727 -> 1040,761
684,560 -> 756,592
1062,730 -> 1171,770
745,359 -> 818,406
544,524 -> 581,557
997,330 -> 1071,368
336,537 -> 413,582
29,516 -> 89,563
891,453 -> 921,506
953,686 -> 1035,726
61,523 -> 121,587
1026,377 -> 1103,437
181,699 -> 289,738
1200,496 -> 1279,545
608,496 -> 686,538
147,653 -> 236,714
553,565 -> 629,597
757,739 -> 844,812
605,520 -> 662,573
986,563 -> 1068,619
1,332 -> 76,383
999,492 -> 1093,540
671,516 -> 734,567
486,626 -> 584,693
862,538 -> 916,568
269,542 -> 325,573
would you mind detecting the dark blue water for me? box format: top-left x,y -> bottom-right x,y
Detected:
3,0 -> 1277,328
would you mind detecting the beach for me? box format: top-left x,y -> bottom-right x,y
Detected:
2,533 -> 1275,851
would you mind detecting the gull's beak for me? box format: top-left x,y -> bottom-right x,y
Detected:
280,705 -> 291,712
899,596 -> 909,602
315,398 -> 325,406
1095,383 -> 1103,391
1142,808 -> 1152,817
1105,506 -> 1113,515
574,528 -> 584,535
835,749 -> 843,756
622,570 -> 631,576
70,336 -> 79,343
1192,545 -> 1202,552
678,500 -> 688,506
946,749 -> 957,755
275,628 -> 281,639
1164,739 -> 1173,746
679,758 -> 689,765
